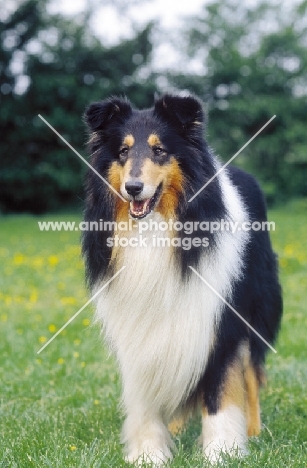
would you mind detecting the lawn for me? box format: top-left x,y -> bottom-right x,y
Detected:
0,200 -> 306,467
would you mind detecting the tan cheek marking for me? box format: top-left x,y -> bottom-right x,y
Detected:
108,159 -> 132,191
108,161 -> 131,224
123,134 -> 135,147
108,161 -> 122,193
147,133 -> 161,147
139,157 -> 184,219
108,161 -> 133,266
157,158 -> 184,219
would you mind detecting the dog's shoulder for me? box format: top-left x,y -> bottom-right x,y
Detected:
226,165 -> 268,221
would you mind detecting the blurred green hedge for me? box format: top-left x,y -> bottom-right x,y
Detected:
0,1 -> 156,213
167,0 -> 307,205
1,0 -> 307,213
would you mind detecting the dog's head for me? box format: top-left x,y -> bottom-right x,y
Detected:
85,94 -> 205,220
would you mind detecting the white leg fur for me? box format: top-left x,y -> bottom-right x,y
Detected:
202,405 -> 248,464
123,411 -> 173,466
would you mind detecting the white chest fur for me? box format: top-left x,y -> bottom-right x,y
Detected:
94,171 -> 249,420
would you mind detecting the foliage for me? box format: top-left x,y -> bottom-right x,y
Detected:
1,0 -> 307,212
0,0 -> 156,213
0,201 -> 307,465
167,0 -> 307,203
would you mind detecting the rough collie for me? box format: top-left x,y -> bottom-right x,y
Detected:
82,95 -> 282,465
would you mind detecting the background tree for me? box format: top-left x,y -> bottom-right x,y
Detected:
1,0 -> 307,212
0,0 -> 156,213
167,0 -> 307,203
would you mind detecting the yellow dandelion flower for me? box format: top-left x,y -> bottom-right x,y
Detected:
284,245 -> 294,256
30,292 -> 38,303
58,358 -> 65,364
74,338 -> 81,345
69,445 -> 77,451
39,336 -> 47,344
13,253 -> 25,265
48,255 -> 59,266
82,318 -> 90,326
81,362 -> 86,368
61,297 -> 77,305
5,296 -> 12,306
73,351 -> 79,358
48,324 -> 57,333
36,358 -> 42,364
94,399 -> 99,405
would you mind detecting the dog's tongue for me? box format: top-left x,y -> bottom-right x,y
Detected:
130,199 -> 150,217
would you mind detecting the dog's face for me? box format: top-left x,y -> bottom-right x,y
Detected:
85,95 -> 204,220
108,123 -> 184,220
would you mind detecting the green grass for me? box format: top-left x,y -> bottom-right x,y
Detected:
0,201 -> 307,467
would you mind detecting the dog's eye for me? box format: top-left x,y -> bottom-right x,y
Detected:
118,147 -> 129,160
153,146 -> 165,156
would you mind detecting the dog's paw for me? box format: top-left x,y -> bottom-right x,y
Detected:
203,440 -> 248,464
125,445 -> 172,466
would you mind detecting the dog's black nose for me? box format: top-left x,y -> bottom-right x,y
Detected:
125,181 -> 144,197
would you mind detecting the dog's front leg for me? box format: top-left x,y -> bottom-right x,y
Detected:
122,408 -> 174,466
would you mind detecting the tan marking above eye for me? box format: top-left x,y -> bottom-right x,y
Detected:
123,134 -> 135,147
147,133 -> 161,147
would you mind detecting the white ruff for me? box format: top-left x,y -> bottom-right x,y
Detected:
94,169 -> 250,460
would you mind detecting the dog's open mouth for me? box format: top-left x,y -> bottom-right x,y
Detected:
129,184 -> 162,219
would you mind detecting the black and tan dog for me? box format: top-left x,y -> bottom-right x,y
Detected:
82,95 -> 282,465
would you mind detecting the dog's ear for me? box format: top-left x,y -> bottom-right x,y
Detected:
84,97 -> 132,132
154,94 -> 204,132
